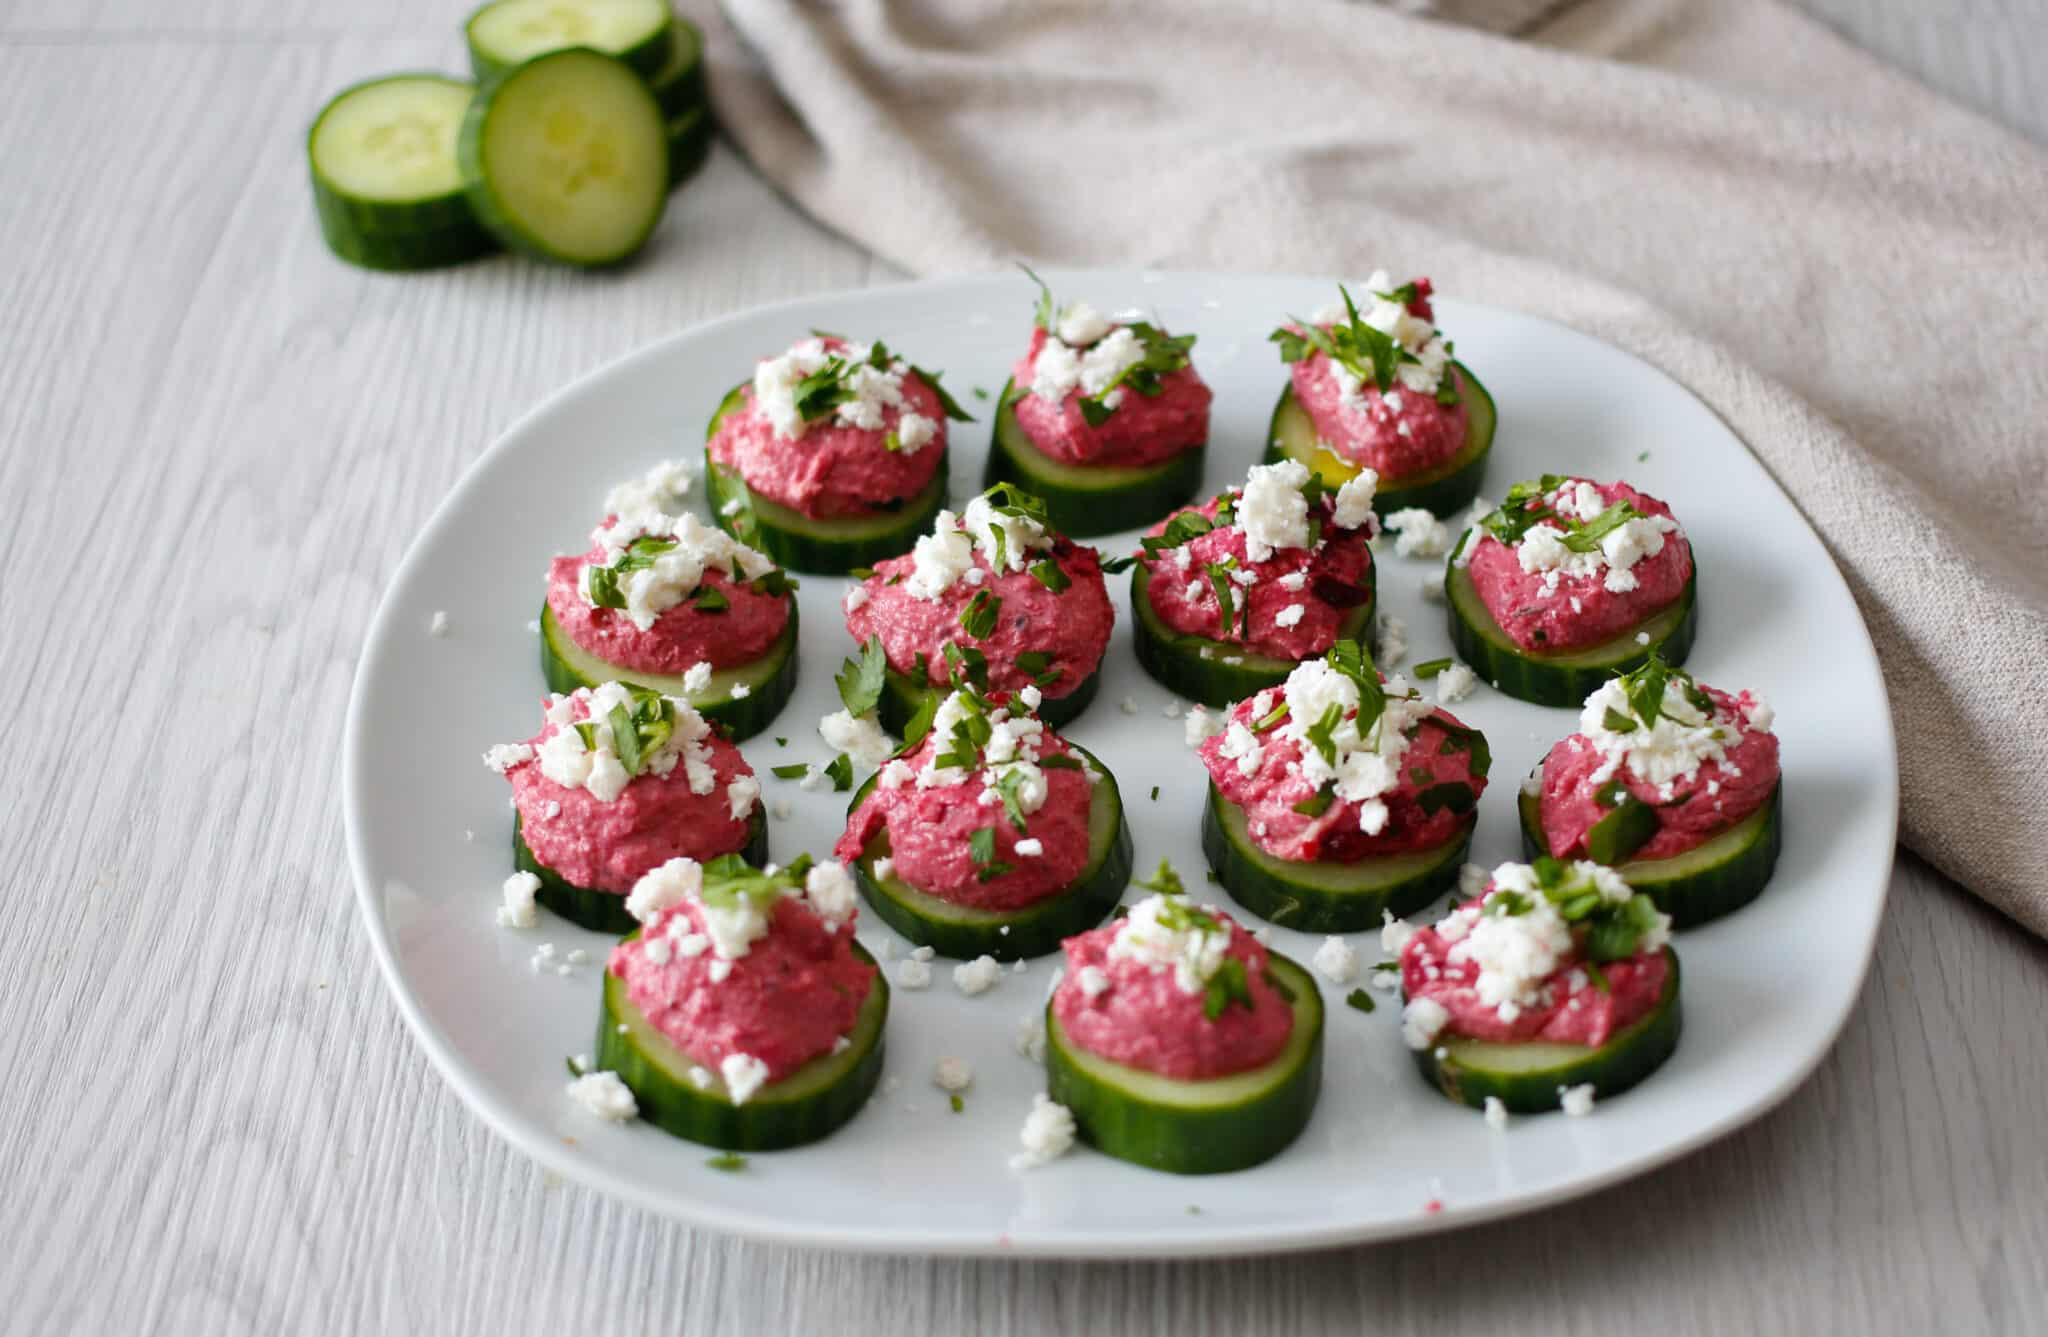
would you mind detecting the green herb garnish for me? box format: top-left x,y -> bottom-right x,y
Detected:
824,753 -> 854,792
836,636 -> 888,715
960,589 -> 1002,640
1134,859 -> 1185,897
705,1152 -> 748,1172
770,762 -> 809,780
1344,988 -> 1377,1014
1411,657 -> 1453,679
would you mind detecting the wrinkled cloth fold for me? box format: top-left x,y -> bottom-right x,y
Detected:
690,0 -> 2048,935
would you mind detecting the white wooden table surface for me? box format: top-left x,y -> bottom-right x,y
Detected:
4,2 -> 2045,1333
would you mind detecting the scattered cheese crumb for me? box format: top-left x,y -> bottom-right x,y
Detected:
1434,662 -> 1478,704
932,1057 -> 974,1094
497,872 -> 540,929
1014,1015 -> 1047,1062
954,954 -> 1003,996
1119,696 -> 1138,715
1383,508 -> 1452,559
896,959 -> 932,990
565,1071 -> 637,1122
1009,1094 -> 1077,1170
1484,1096 -> 1508,1130
1312,935 -> 1358,984
1420,572 -> 1446,604
721,1054 -> 771,1105
428,610 -> 450,637
1560,1084 -> 1596,1117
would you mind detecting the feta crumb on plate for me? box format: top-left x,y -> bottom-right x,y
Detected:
566,1070 -> 637,1122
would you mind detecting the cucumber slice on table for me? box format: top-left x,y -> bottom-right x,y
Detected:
1046,953 -> 1325,1175
981,381 -> 1206,538
539,599 -> 798,742
1519,781 -> 1782,929
847,745 -> 1133,960
647,18 -> 707,118
1411,949 -> 1681,1114
466,0 -> 676,82
666,105 -> 713,190
874,660 -> 1101,736
597,941 -> 888,1150
307,74 -> 497,271
1444,558 -> 1698,708
1265,363 -> 1496,517
1201,783 -> 1471,932
513,806 -> 769,933
459,48 -> 669,268
1128,560 -> 1376,708
705,385 -> 949,575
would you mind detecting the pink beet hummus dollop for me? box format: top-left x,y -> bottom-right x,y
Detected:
1201,693 -> 1486,862
833,722 -> 1094,911
1053,909 -> 1294,1081
707,338 -> 948,520
846,537 -> 1112,703
1402,896 -> 1668,1048
610,897 -> 874,1082
1462,478 -> 1692,653
547,537 -> 790,674
1009,325 -> 1211,468
1139,492 -> 1374,661
504,703 -> 756,895
1539,685 -> 1780,862
1288,280 -> 1472,480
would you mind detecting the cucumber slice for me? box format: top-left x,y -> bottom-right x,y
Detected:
1128,559 -> 1376,708
1045,954 -> 1324,1174
705,385 -> 950,574
1264,364 -> 1496,517
1201,783 -> 1470,932
466,0 -> 675,82
874,661 -> 1101,736
1519,781 -> 1782,929
1444,558 -> 1698,707
308,74 -> 497,271
538,600 -> 798,742
459,48 -> 669,268
513,806 -> 769,933
597,940 -> 888,1150
846,745 -> 1132,960
1411,949 -> 1681,1113
981,381 -> 1206,538
666,105 -> 713,190
647,18 -> 707,118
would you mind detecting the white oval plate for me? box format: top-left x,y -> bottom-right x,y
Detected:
344,270 -> 1895,1258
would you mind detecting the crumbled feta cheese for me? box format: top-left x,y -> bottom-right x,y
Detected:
625,857 -> 700,923
802,861 -> 859,931
1312,935 -> 1358,984
1578,674 -> 1731,787
1014,1015 -> 1047,1062
1381,909 -> 1418,955
720,1053 -> 771,1105
1277,570 -> 1309,591
725,774 -> 761,821
1434,662 -> 1478,704
1401,997 -> 1451,1050
1109,894 -> 1232,993
602,457 -> 694,524
1458,862 -> 1490,897
896,959 -> 932,990
1055,301 -> 1112,347
1076,964 -> 1110,999
1560,1083 -> 1596,1117
1119,696 -> 1138,715
1484,1096 -> 1508,1130
1274,603 -> 1307,629
751,337 -> 913,440
1383,508 -> 1451,559
582,512 -> 777,632
1031,323 -> 1145,403
1009,1093 -> 1077,1170
482,743 -> 533,773
497,872 -> 540,929
429,610 -> 449,637
1374,612 -> 1408,666
1014,838 -> 1044,857
1162,700 -> 1184,718
1236,460 -> 1314,560
1333,469 -> 1380,530
1420,571 -> 1447,604
844,586 -> 869,614
566,1070 -> 637,1122
906,509 -> 977,599
963,490 -> 1053,573
932,1057 -> 974,1094
954,954 -> 1003,996
820,708 -> 894,769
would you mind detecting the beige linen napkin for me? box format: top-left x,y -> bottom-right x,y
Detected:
691,0 -> 2048,934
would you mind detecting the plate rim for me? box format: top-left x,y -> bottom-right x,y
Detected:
342,267 -> 1897,1257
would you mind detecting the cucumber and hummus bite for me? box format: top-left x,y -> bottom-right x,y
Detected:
1130,459 -> 1380,707
1520,655 -> 1782,928
984,274 -> 1211,536
1267,274 -> 1495,516
1446,475 -> 1697,706
1391,859 -> 1680,1116
705,335 -> 973,573
842,484 -> 1114,732
1044,897 -> 1324,1175
596,853 -> 888,1151
836,685 -> 1133,962
484,682 -> 767,933
540,460 -> 799,741
1194,640 -> 1489,933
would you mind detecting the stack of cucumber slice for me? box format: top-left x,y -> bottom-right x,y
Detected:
307,0 -> 714,273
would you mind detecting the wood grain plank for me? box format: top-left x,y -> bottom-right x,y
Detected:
1,5 -> 2045,1335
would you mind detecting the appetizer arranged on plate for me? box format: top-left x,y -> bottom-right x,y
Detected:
1129,459 -> 1379,706
705,334 -> 973,573
1391,858 -> 1680,1116
842,484 -> 1115,731
595,853 -> 889,1150
1267,275 -> 1496,516
1194,640 -> 1491,932
1043,894 -> 1324,1175
836,685 -> 1133,961
484,682 -> 766,932
985,272 -> 1212,536
540,460 -> 800,740
1520,656 -> 1782,927
1446,475 -> 1697,706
